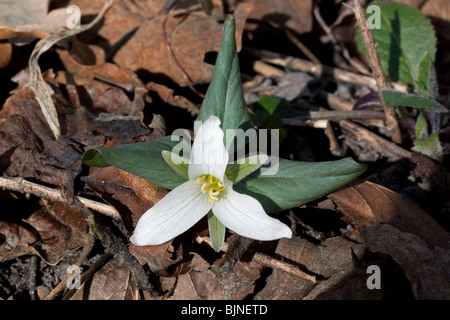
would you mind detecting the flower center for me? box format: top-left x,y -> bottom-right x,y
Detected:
196,174 -> 225,202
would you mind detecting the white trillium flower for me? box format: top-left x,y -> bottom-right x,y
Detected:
130,115 -> 292,246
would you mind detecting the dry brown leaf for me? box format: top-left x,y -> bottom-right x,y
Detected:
0,206 -> 88,265
70,257 -> 139,300
28,0 -> 114,139
71,0 -> 162,51
86,166 -> 153,233
0,42 -> 12,69
146,82 -> 200,116
129,241 -> 183,272
152,260 -> 262,300
0,75 -> 150,193
0,0 -> 69,41
362,224 -> 450,299
119,169 -> 168,204
254,236 -> 365,300
227,0 -> 313,35
113,14 -> 223,87
327,180 -> 450,249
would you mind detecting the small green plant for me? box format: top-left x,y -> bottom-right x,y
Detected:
82,15 -> 366,251
356,1 -> 448,161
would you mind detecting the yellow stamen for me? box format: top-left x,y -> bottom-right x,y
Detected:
196,174 -> 224,202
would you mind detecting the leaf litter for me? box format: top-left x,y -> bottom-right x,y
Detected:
0,0 -> 449,301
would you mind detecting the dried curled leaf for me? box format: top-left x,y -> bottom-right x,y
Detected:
28,0 -> 114,139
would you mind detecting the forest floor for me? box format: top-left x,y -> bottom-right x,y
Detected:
0,0 -> 449,301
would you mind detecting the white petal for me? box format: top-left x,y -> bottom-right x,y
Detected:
130,180 -> 213,246
212,183 -> 292,241
188,115 -> 229,181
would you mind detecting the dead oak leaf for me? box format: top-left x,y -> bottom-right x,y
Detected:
113,15 -> 223,86
326,180 -> 450,249
362,224 -> 450,300
0,0 -> 69,41
70,256 -> 139,300
150,260 -> 262,300
0,207 -> 88,265
254,236 -> 365,300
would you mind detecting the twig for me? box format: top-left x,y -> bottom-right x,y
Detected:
319,92 -> 353,111
253,252 -> 316,283
267,21 -> 320,64
352,0 -> 402,144
340,120 -> 413,161
313,3 -> 370,75
253,60 -> 286,78
0,177 -> 121,220
325,121 -> 345,157
28,255 -> 38,300
283,110 -> 385,124
61,251 -> 114,300
45,235 -> 95,300
248,48 -> 408,92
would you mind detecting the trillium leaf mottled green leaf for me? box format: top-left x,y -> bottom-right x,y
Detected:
82,136 -> 189,190
225,155 -> 269,183
207,211 -> 226,252
162,150 -> 190,180
196,14 -> 251,149
234,157 -> 367,213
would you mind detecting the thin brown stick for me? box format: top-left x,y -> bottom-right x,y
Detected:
61,251 -> 114,300
340,120 -> 413,161
353,0 -> 402,143
253,252 -> 316,283
0,177 -> 121,220
283,110 -> 385,123
313,3 -> 370,75
267,21 -> 320,64
248,48 -> 408,92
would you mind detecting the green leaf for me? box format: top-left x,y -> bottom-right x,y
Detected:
234,157 -> 367,213
416,51 -> 433,97
414,133 -> 444,162
356,1 -> 436,90
207,211 -> 225,252
197,14 -> 250,149
381,89 -> 448,112
415,113 -> 428,140
161,151 -> 189,180
82,136 -> 189,190
226,154 -> 269,183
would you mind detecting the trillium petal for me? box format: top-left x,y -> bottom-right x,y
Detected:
189,115 -> 229,181
130,180 -> 213,246
212,183 -> 292,241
